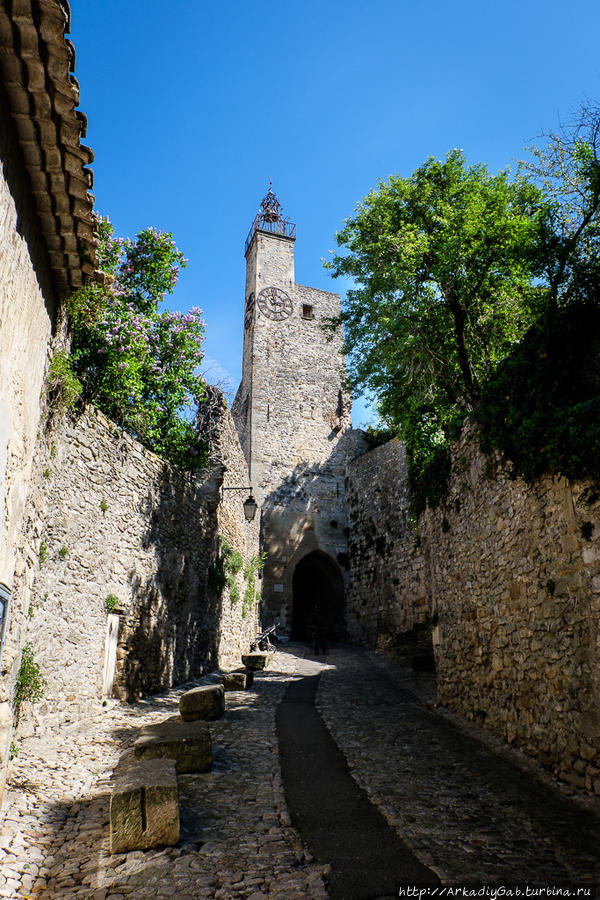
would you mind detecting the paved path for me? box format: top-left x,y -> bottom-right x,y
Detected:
1,644 -> 599,898
277,659 -> 437,899
316,646 -> 600,888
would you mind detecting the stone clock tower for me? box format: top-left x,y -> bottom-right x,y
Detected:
232,186 -> 365,636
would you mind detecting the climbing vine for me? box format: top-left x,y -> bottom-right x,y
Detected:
210,538 -> 265,619
14,643 -> 45,723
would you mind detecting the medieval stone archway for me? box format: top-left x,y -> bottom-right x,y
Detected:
291,551 -> 345,642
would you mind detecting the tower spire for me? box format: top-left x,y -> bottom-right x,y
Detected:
245,184 -> 296,253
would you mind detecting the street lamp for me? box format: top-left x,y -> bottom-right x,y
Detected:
221,486 -> 258,522
242,493 -> 258,522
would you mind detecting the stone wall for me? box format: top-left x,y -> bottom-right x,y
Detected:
345,439 -> 428,647
0,89 -> 57,591
260,428 -> 367,631
7,400 -> 258,744
198,388 -> 260,665
421,430 -> 600,792
346,429 -> 600,792
0,92 -> 59,794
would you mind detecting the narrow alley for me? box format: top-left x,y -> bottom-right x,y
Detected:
1,646 -> 599,899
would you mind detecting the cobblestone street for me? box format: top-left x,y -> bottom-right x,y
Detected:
1,645 -> 600,898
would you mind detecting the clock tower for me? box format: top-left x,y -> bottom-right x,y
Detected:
232,187 -> 364,634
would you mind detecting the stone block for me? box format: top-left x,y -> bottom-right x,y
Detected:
222,669 -> 254,691
110,758 -> 179,853
134,715 -> 212,773
179,684 -> 225,722
241,652 -> 273,671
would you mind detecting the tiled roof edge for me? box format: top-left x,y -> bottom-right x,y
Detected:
0,0 -> 98,298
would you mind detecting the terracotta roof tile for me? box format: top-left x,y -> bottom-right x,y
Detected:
0,0 -> 97,299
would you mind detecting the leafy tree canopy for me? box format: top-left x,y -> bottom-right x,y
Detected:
520,100 -> 600,309
327,150 -> 547,512
328,105 -> 600,510
66,217 -> 208,469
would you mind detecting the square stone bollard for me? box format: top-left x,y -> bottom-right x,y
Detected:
179,683 -> 225,722
134,715 -> 212,773
222,669 -> 254,691
110,758 -> 179,853
241,652 -> 273,671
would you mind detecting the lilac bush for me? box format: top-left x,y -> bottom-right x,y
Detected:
68,217 -> 207,468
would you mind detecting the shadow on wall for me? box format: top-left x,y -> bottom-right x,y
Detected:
116,464 -> 226,700
0,83 -> 57,323
259,429 -> 367,632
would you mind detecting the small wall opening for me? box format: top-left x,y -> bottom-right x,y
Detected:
291,551 -> 345,643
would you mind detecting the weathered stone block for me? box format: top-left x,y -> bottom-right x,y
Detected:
110,758 -> 179,853
134,715 -> 212,773
242,652 -> 272,671
179,684 -> 225,722
222,669 -> 253,691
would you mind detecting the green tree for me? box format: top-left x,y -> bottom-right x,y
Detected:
327,150 -> 546,511
520,100 -> 600,308
67,217 -> 207,469
475,103 -> 600,486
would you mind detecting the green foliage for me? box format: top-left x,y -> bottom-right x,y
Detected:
229,579 -> 240,605
9,742 -> 19,761
104,594 -> 119,614
100,498 -> 109,513
327,150 -> 546,512
50,442 -> 57,459
14,643 -> 45,710
58,546 -> 69,560
43,468 -> 51,479
224,548 -> 244,576
46,350 -> 82,415
363,425 -> 396,451
218,539 -> 243,604
38,540 -> 47,566
519,101 -> 600,310
67,217 -> 208,470
327,150 -> 545,411
243,569 -> 256,614
244,553 -> 266,580
241,552 -> 266,618
213,539 -> 265,613
477,303 -> 600,485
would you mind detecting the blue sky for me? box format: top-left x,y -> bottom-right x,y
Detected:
70,0 -> 600,426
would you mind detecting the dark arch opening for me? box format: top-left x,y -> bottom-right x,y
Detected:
291,551 -> 345,643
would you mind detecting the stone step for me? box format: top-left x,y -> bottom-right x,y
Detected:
134,715 -> 212,773
222,668 -> 254,691
179,683 -> 225,722
109,758 -> 179,854
242,652 -> 273,671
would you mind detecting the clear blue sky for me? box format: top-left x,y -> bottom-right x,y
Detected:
70,0 -> 599,426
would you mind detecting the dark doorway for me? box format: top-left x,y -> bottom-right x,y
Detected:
291,551 -> 345,643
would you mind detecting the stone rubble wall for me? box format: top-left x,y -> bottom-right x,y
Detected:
260,428 -> 367,631
8,401 -> 257,745
346,429 -> 600,792
198,387 -> 260,666
421,429 -> 600,792
345,439 -> 428,647
0,111 -> 59,797
0,114 -> 57,590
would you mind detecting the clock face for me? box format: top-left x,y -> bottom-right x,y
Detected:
257,286 -> 293,321
244,292 -> 255,329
